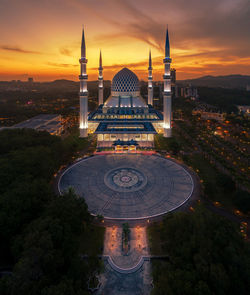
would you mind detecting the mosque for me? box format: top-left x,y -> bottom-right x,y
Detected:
58,28 -> 196,222
79,28 -> 172,151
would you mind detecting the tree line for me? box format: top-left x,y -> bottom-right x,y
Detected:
150,206 -> 250,295
0,129 -> 100,295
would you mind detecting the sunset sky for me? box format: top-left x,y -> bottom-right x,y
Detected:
0,0 -> 249,81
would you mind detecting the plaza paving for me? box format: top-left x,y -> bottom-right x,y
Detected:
104,226 -> 148,269
97,226 -> 152,295
58,154 -> 194,220
96,261 -> 152,295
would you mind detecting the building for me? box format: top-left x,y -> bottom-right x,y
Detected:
89,68 -> 163,149
0,114 -> 63,136
180,85 -> 199,100
170,68 -> 178,98
170,68 -> 176,84
79,28 -> 173,150
192,110 -> 225,122
237,105 -> 250,114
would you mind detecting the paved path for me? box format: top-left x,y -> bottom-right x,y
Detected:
97,226 -> 152,294
103,226 -> 149,270
103,255 -> 148,274
96,261 -> 152,295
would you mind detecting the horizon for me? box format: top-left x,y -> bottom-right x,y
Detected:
0,0 -> 250,81
1,73 -> 250,83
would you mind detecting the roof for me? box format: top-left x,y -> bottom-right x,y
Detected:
113,139 -> 139,146
88,105 -> 163,121
95,121 -> 157,134
111,68 -> 139,94
13,114 -> 61,129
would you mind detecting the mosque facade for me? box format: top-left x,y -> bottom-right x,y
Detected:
79,28 -> 172,150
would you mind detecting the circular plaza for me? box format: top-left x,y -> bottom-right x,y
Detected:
58,154 -> 195,220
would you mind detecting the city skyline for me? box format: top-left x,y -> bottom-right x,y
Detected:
0,0 -> 250,81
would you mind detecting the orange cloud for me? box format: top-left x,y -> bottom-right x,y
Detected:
0,0 -> 249,81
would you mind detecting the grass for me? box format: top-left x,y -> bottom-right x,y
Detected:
79,224 -> 105,256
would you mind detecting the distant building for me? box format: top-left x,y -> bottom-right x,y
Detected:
170,68 -> 178,98
28,77 -> 34,84
192,110 -> 225,122
237,105 -> 250,115
171,68 -> 176,84
180,85 -> 199,100
0,114 -> 63,136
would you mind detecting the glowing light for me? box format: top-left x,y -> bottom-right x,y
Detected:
80,122 -> 88,129
163,123 -> 170,129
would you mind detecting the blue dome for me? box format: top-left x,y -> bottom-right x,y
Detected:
111,68 -> 139,93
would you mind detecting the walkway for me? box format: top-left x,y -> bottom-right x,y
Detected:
103,226 -> 149,269
97,226 -> 153,294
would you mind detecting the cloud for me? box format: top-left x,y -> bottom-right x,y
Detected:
88,56 -> 165,81
89,60 -> 147,71
90,0 -> 250,58
0,45 -> 41,54
59,47 -> 73,56
0,0 -> 249,80
47,62 -> 78,68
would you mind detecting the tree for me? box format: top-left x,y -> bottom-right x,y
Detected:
0,129 -> 101,295
168,138 -> 180,155
151,206 -> 250,295
217,173 -> 235,193
2,191 -> 94,295
233,190 -> 250,214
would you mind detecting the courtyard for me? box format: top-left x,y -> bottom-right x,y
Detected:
58,154 -> 195,220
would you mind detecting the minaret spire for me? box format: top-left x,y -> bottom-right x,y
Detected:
81,27 -> 86,58
148,49 -> 153,105
98,49 -> 104,105
79,26 -> 88,138
165,27 -> 170,58
149,49 -> 152,69
163,27 -> 172,137
99,50 -> 102,68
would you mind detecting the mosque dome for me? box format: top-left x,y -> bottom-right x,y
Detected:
111,68 -> 139,94
104,67 -> 147,108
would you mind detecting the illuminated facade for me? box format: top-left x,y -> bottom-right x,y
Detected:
163,29 -> 172,137
98,50 -> 103,105
79,28 -> 88,137
79,28 -> 173,147
148,50 -> 153,105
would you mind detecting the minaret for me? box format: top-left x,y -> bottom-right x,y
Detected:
79,27 -> 88,138
98,50 -> 103,105
163,28 -> 172,137
148,49 -> 153,105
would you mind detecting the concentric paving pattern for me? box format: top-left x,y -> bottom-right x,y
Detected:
58,154 -> 195,220
104,168 -> 147,192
